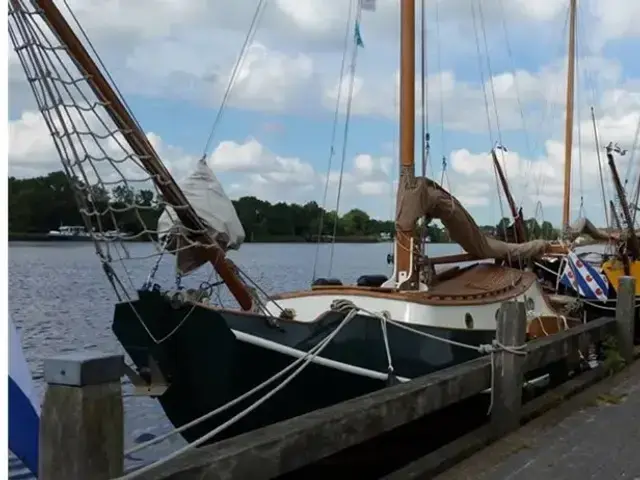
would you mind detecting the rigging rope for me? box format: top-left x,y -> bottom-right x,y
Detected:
419,0 -> 429,256
200,0 -> 268,159
575,36 -> 585,218
328,4 -> 363,277
496,0 -> 533,206
116,308 -> 363,480
61,0 -> 143,135
531,6 -> 571,205
123,308 -> 361,457
470,0 -> 516,268
434,0 -> 447,186
591,106 -> 610,228
311,0 -> 356,282
420,0 -> 428,179
626,116 -> 640,225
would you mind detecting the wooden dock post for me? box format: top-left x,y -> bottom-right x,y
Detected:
615,275 -> 636,364
39,352 -> 125,480
491,301 -> 527,436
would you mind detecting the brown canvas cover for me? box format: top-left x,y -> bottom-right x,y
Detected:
396,177 -> 549,260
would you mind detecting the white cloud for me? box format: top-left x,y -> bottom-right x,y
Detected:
10,0 -> 635,116
325,54 -> 627,136
8,108 -> 195,189
589,0 -> 640,48
123,41 -> 315,111
209,139 -> 395,213
446,106 -> 639,225
7,0 -> 640,225
8,96 -> 639,225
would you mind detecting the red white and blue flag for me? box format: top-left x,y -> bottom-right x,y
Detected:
559,250 -> 610,301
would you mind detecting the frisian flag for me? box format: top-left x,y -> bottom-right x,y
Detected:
559,249 -> 610,302
9,317 -> 40,477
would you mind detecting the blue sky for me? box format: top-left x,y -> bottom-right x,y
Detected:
8,0 -> 640,228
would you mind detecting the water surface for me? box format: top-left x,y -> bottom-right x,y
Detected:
9,241 -> 462,463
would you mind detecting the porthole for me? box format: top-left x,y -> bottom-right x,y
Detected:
464,312 -> 474,329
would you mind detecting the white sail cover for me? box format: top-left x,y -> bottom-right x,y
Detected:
157,158 -> 245,275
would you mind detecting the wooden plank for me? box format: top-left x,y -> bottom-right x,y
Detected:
135,356 -> 492,480
523,316 -> 616,372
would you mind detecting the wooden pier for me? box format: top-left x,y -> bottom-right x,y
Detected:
37,277 -> 638,480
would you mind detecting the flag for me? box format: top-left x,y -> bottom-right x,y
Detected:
360,0 -> 376,11
9,317 -> 40,476
355,21 -> 364,48
559,250 -> 610,301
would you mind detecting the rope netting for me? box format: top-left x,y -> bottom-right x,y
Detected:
8,0 -> 242,306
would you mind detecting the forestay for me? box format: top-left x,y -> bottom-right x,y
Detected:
157,158 -> 245,275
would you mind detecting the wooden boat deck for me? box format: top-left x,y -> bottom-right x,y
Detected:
273,264 -> 537,306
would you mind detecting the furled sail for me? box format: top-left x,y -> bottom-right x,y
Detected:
396,177 -> 550,260
566,217 -> 613,242
157,158 -> 245,274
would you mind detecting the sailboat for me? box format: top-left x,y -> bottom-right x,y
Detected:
483,0 -> 639,322
10,0 -> 580,446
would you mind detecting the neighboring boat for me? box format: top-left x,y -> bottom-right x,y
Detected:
483,0 -> 639,322
11,0 -> 582,447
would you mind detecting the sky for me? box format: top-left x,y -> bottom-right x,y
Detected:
7,0 -> 640,227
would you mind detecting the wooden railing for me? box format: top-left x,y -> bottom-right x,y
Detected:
37,277 -> 637,480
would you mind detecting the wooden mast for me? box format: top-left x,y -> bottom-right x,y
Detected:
606,146 -> 640,259
394,0 -> 419,289
30,0 -> 254,310
491,148 -> 527,242
562,0 -> 577,230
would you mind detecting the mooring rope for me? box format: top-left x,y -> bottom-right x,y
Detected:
332,299 -> 528,416
121,299 -> 528,478
117,307 -> 367,479
122,308 -> 359,458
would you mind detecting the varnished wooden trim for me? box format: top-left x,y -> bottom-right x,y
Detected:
273,276 -> 537,307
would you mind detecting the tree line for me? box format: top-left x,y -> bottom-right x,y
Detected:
8,171 -> 394,242
8,171 -> 560,243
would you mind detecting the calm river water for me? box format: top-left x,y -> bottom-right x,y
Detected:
9,241 -> 462,465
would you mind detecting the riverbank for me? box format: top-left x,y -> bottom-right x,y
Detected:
8,232 -> 394,244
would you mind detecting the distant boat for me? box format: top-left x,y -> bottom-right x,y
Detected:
46,225 -> 91,241
46,225 -> 125,241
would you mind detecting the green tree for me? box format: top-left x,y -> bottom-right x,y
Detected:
541,221 -> 557,240
341,209 -> 370,236
8,170 -> 429,243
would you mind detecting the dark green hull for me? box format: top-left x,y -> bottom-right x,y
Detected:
113,290 -> 495,444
